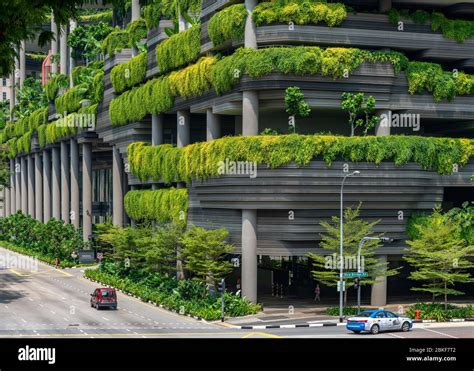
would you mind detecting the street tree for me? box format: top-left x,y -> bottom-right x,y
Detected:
308,204 -> 399,305
181,226 -> 234,286
404,209 -> 474,310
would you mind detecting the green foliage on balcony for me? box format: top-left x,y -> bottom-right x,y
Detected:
54,83 -> 89,114
406,62 -> 474,102
78,9 -> 113,23
110,51 -> 148,93
109,57 -> 216,126
101,18 -> 147,57
143,0 -> 162,29
208,4 -> 247,46
155,25 -> 201,74
44,74 -> 69,102
110,46 -> 473,127
128,135 -> 474,184
124,188 -> 188,226
210,46 -> 408,94
253,0 -> 347,27
388,9 -> 474,43
15,130 -> 33,154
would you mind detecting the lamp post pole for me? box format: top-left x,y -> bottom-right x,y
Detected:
339,171 -> 360,323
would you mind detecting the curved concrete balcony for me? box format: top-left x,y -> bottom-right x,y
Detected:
187,159 -> 474,256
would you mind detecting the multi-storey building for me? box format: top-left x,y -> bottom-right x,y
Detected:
1,0 -> 473,307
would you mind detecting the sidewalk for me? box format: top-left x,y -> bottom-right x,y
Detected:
222,295 -> 474,328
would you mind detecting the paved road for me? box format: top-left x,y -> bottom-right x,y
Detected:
0,246 -> 472,339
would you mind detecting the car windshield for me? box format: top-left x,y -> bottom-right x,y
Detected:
356,312 -> 373,317
100,290 -> 113,297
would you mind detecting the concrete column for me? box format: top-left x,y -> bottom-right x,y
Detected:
375,109 -> 391,136
5,186 -> 10,217
206,109 -> 221,141
244,0 -> 258,49
60,25 -> 68,75
14,46 -> 20,90
9,159 -> 15,214
35,152 -> 43,222
51,12 -> 58,74
15,158 -> 21,213
61,141 -> 70,223
379,0 -> 392,13
151,114 -> 164,146
235,115 -> 243,136
52,147 -> 61,219
69,19 -> 77,86
19,40 -> 26,86
82,143 -> 93,241
9,72 -> 15,117
177,110 -> 190,148
131,0 -> 141,56
241,209 -> 258,304
70,139 -> 80,228
371,255 -> 388,307
20,157 -> 28,213
43,150 -> 51,222
242,91 -> 259,136
27,155 -> 35,218
112,145 -> 124,227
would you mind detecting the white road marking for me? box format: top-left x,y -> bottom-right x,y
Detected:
20,318 -> 27,323
102,317 -> 110,321
387,332 -> 404,338
421,327 -> 457,339
50,311 -> 56,315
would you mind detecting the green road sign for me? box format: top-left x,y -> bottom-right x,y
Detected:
343,272 -> 368,278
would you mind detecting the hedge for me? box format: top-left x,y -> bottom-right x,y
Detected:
253,0 -> 347,27
388,9 -> 474,43
110,51 -> 148,93
208,4 -> 247,46
127,135 -> 474,183
54,83 -> 89,114
124,188 -> 188,226
155,25 -> 201,74
101,18 -> 147,57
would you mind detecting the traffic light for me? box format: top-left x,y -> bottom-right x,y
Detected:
354,277 -> 360,290
217,278 -> 226,293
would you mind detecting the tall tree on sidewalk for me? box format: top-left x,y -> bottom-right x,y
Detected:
308,204 -> 399,305
404,209 -> 474,310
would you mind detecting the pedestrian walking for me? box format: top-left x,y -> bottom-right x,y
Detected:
314,284 -> 321,302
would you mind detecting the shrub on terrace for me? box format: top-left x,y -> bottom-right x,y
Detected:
44,74 -> 69,102
208,4 -> 247,46
110,51 -> 148,93
155,25 -> 201,74
253,0 -> 347,27
124,188 -> 188,227
127,135 -> 474,184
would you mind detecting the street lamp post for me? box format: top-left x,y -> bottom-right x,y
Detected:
339,170 -> 360,323
357,236 -> 394,314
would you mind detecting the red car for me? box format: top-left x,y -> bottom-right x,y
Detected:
90,288 -> 117,310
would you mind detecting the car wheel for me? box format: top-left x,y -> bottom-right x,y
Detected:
401,322 -> 410,332
352,331 -> 361,334
370,324 -> 380,335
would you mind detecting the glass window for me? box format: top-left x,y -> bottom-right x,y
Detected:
375,312 -> 386,318
357,312 -> 373,317
386,311 -> 397,318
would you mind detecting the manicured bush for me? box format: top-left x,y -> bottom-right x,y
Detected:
208,4 -> 247,46
128,135 -> 474,183
110,51 -> 148,93
253,0 -> 347,28
124,188 -> 188,226
168,56 -> 217,98
406,303 -> 474,321
155,25 -> 201,74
